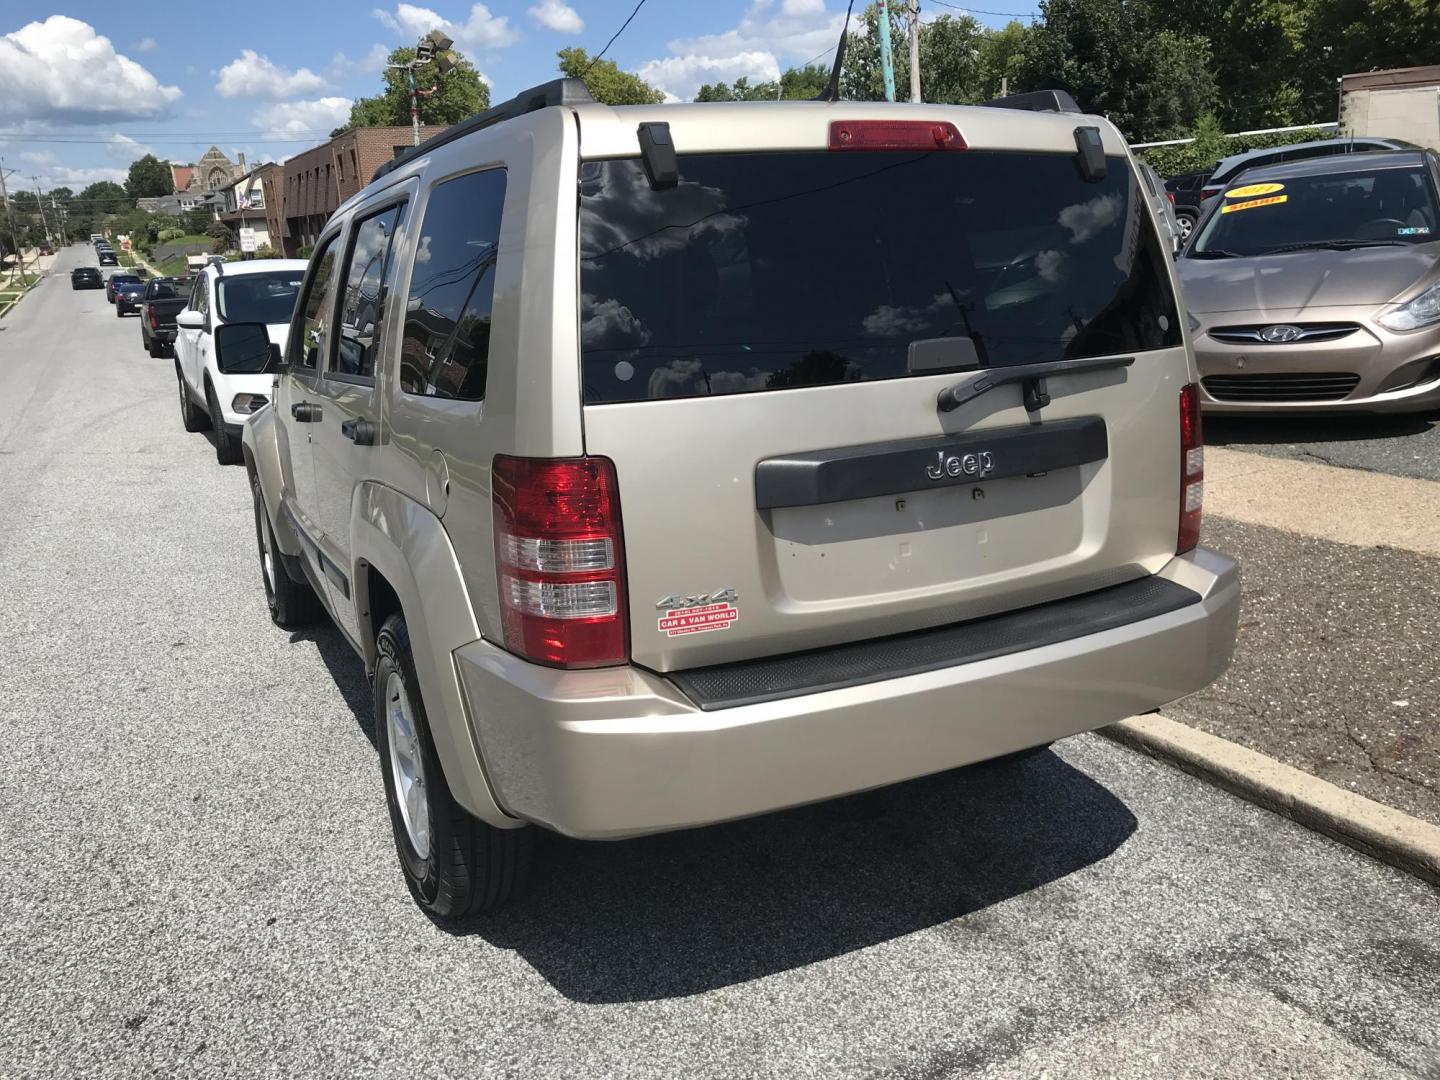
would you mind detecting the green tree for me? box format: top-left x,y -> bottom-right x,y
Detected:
1299,0 -> 1440,121
183,206 -> 213,235
336,45 -> 490,135
125,154 -> 173,200
558,48 -> 663,105
1019,0 -> 1216,140
76,181 -> 130,216
695,64 -> 832,102
842,7 -> 987,104
976,21 -> 1032,100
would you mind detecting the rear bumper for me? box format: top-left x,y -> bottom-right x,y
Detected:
456,547 -> 1241,839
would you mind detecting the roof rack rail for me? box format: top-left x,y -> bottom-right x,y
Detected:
371,77 -> 594,183
978,89 -> 1081,114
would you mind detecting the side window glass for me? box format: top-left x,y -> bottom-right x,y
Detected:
292,237 -> 339,369
192,276 -> 209,317
334,204 -> 405,380
401,169 -> 507,401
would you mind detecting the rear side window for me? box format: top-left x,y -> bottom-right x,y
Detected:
579,151 -> 1180,404
293,238 -> 339,369
400,169 -> 506,401
217,271 -> 304,324
192,275 -> 209,318
335,203 -> 406,380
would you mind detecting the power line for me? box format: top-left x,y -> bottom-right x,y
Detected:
926,0 -> 1039,17
582,0 -> 651,75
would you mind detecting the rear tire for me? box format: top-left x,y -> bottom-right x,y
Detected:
374,613 -> 532,920
206,382 -> 242,465
251,473 -> 322,628
177,367 -> 209,433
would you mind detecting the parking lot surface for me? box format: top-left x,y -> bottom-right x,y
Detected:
2,249 -> 1439,1078
1209,414 -> 1440,482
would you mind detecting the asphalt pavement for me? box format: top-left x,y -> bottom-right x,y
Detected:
1208,412 -> 1440,482
2,248 -> 1438,1079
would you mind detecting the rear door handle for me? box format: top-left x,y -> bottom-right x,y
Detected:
340,418 -> 376,445
291,402 -> 321,422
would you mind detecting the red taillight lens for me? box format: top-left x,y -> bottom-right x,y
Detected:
1166,191 -> 1176,205
829,120 -> 965,152
148,305 -> 159,329
1178,383 -> 1204,553
1201,185 -> 1222,200
492,455 -> 628,669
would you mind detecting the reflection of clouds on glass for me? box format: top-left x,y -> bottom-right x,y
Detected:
862,304 -> 929,337
581,292 -> 651,349
414,235 -> 432,264
1058,193 -> 1123,244
646,359 -> 767,398
581,162 -> 746,263
1035,248 -> 1065,282
860,292 -> 954,338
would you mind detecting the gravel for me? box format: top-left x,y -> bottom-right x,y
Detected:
2,250 -> 1438,1079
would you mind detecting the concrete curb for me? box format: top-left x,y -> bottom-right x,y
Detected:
1101,713 -> 1440,888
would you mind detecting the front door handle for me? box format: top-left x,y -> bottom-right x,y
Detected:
291,402 -> 321,422
340,418 -> 377,445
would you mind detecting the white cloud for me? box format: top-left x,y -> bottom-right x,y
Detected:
372,3 -> 518,50
19,150 -> 59,167
1059,193 -> 1123,244
330,43 -> 391,79
217,49 -> 327,99
107,133 -> 154,160
635,0 -> 845,101
0,16 -> 181,124
253,96 -> 353,138
133,36 -> 158,53
529,0 -> 583,33
38,164 -> 129,188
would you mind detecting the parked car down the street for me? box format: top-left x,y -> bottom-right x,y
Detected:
70,266 -> 103,290
104,272 -> 142,305
1179,149 -> 1440,412
241,80 -> 1241,919
98,250 -> 118,266
1198,135 -> 1419,203
139,276 -> 193,357
1164,170 -> 1210,240
114,279 -> 147,316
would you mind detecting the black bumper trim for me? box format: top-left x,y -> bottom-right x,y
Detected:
667,575 -> 1200,711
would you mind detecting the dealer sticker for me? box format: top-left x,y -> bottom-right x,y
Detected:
1224,182 -> 1285,199
658,602 -> 738,637
1221,194 -> 1288,214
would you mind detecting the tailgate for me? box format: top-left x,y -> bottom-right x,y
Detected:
577,142 -> 1189,672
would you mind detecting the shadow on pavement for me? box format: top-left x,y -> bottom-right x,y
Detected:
1206,412 -> 1437,446
464,750 -> 1137,1003
291,622 -> 376,750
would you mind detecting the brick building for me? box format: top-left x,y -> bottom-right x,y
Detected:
279,126 -> 443,255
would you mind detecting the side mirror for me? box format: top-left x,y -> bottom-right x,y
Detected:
175,309 -> 203,330
214,322 -> 278,375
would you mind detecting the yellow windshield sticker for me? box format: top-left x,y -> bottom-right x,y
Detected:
1224,182 -> 1285,199
1221,194 -> 1289,214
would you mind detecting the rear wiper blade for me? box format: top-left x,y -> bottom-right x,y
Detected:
937,355 -> 1136,414
1264,239 -> 1408,254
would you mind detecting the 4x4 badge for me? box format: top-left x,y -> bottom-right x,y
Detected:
656,588 -> 738,610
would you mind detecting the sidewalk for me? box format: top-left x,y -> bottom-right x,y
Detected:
1170,448 -> 1440,826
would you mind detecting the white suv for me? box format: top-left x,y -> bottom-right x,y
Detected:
175,259 -> 308,463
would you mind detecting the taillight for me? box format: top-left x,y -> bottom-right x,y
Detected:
492,455 -> 628,669
1178,383 -> 1203,553
829,120 -> 965,151
148,306 -> 159,329
1200,185 -> 1222,200
1166,191 -> 1176,205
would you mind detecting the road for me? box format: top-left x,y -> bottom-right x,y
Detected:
2,247 -> 1438,1079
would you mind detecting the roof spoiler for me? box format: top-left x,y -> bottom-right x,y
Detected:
978,89 -> 1082,114
371,77 -> 595,183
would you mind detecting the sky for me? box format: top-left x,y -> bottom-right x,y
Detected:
0,1 -> 1039,195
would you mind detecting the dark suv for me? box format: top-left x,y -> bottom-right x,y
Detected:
71,267 -> 103,290
1164,171 -> 1209,239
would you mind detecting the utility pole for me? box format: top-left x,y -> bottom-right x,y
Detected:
877,0 -> 897,102
32,178 -> 51,247
0,161 -> 24,285
389,29 -> 455,146
909,1 -> 922,103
